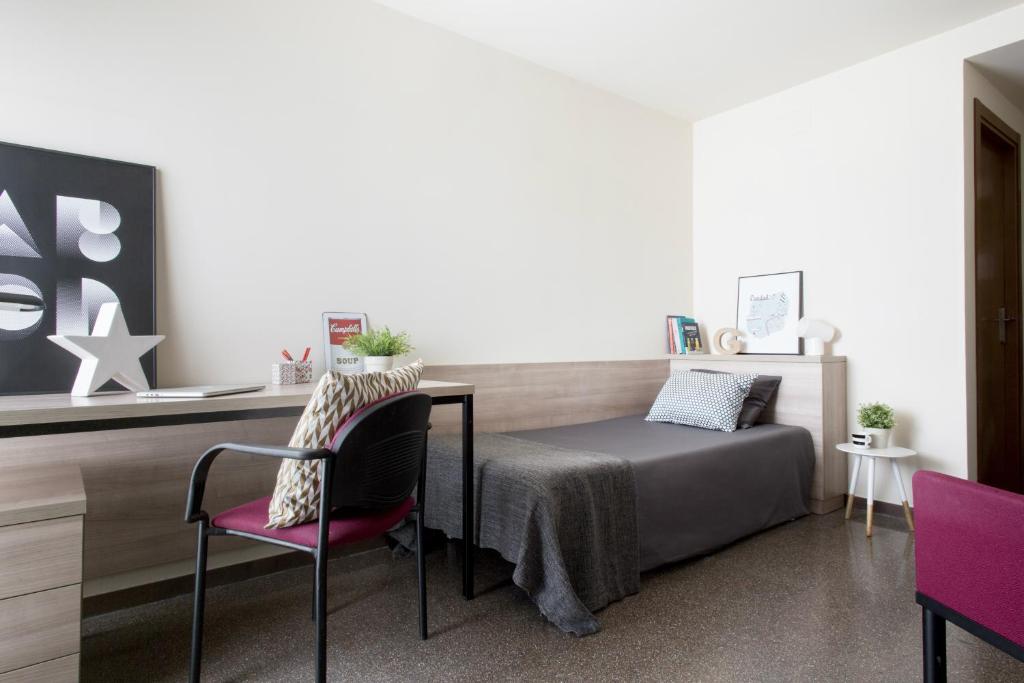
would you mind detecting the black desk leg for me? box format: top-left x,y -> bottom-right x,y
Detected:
462,394 -> 474,600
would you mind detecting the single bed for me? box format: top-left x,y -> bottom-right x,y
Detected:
419,411 -> 814,635
510,415 -> 814,572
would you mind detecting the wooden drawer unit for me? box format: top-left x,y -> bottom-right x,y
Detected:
0,654 -> 79,683
0,466 -> 85,681
0,517 -> 82,601
0,586 -> 80,674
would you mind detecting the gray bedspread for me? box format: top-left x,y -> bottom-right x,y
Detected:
421,416 -> 814,635
512,415 -> 815,571
422,433 -> 639,636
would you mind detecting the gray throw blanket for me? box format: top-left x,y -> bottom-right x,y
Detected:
422,433 -> 639,636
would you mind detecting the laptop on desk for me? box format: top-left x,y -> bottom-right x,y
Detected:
136,384 -> 265,399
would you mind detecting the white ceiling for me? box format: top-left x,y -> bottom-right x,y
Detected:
374,0 -> 1023,120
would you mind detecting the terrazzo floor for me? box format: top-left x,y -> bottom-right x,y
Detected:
82,510 -> 1024,682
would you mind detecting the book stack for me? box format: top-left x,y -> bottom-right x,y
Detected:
666,315 -> 707,354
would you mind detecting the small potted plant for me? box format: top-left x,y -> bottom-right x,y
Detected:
857,402 -> 895,449
343,327 -> 413,373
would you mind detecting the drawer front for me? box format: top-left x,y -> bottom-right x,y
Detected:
0,585 -> 80,674
0,517 -> 82,601
0,654 -> 79,683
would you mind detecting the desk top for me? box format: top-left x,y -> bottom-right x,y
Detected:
0,464 -> 86,526
0,380 -> 474,429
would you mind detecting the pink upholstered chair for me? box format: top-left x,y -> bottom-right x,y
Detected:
913,471 -> 1024,682
185,392 -> 432,683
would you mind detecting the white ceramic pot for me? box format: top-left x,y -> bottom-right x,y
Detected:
363,356 -> 394,373
862,427 -> 891,449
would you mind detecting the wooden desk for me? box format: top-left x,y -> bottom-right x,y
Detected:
0,465 -> 86,682
0,380 -> 476,600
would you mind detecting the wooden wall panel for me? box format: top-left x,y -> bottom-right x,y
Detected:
423,360 -> 670,434
820,361 -> 850,512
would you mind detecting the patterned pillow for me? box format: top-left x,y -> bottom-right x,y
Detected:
265,360 -> 423,528
645,370 -> 757,432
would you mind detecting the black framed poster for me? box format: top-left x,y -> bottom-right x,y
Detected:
0,141 -> 156,394
735,270 -> 803,354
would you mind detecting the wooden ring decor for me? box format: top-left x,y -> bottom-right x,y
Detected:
712,327 -> 743,355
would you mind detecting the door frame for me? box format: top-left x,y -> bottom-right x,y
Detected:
973,97 -> 1023,491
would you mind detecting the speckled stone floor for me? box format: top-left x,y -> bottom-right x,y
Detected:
82,510 -> 1024,682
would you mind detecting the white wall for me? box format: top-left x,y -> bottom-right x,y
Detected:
693,4 -> 1024,505
0,0 -> 692,385
962,62 -> 1024,481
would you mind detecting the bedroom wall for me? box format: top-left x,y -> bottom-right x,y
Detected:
692,4 -> 1024,505
0,0 -> 692,386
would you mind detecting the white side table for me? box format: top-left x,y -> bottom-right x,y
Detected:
836,443 -> 916,537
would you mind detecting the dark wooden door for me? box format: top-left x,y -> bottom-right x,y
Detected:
975,99 -> 1023,494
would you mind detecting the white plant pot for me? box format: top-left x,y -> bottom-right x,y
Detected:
862,427 -> 892,449
363,356 -> 394,373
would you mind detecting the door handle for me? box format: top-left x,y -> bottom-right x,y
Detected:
998,306 -> 1016,344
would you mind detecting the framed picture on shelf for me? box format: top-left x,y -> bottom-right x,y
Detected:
735,271 -> 803,354
322,312 -> 368,374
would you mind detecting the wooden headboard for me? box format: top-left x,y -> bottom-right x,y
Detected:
422,359 -> 669,433
668,354 -> 848,514
423,355 -> 847,515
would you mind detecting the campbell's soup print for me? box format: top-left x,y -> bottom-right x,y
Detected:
324,314 -> 366,373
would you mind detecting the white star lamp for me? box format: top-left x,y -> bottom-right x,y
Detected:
48,302 -> 164,396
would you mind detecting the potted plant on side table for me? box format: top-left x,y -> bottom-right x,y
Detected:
343,327 -> 413,373
857,402 -> 896,449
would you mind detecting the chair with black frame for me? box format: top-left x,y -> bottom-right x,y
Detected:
184,391 -> 433,683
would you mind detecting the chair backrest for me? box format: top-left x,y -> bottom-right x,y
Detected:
327,392 -> 432,511
913,470 -> 1024,648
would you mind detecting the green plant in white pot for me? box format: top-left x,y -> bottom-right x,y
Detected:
343,327 -> 413,373
857,402 -> 895,449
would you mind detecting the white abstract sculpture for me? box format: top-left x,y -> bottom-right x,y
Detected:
712,328 -> 744,355
48,302 -> 164,396
797,318 -> 836,356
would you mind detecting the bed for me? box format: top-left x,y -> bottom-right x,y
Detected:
420,413 -> 815,635
512,415 -> 814,571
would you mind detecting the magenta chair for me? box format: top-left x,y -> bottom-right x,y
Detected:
185,392 -> 432,683
913,471 -> 1024,682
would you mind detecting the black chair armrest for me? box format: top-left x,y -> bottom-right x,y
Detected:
185,442 -> 332,523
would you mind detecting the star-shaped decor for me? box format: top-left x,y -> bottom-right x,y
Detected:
48,302 -> 164,396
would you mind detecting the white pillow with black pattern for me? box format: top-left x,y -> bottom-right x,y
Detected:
645,370 -> 758,432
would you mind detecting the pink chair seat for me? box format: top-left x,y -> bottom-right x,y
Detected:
212,495 -> 414,548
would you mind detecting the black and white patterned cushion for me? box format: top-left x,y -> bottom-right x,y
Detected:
645,370 -> 758,432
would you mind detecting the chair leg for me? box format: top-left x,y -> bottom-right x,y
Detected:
923,607 -> 947,683
314,548 -> 328,683
189,520 -> 209,683
416,509 -> 428,640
